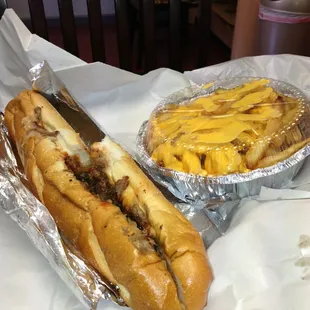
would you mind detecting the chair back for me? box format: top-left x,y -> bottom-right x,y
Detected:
1,0 -> 211,72
115,0 -> 212,73
1,0 -> 106,63
197,0 -> 212,68
0,0 -> 7,19
114,0 -> 133,71
28,0 -> 49,42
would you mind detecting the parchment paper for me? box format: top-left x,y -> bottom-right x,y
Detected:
0,9 -> 193,310
185,56 -> 310,310
207,196 -> 310,310
1,8 -> 310,310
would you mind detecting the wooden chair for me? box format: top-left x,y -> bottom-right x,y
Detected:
115,0 -> 212,73
0,0 -> 7,18
114,0 -> 133,72
0,0 -> 107,63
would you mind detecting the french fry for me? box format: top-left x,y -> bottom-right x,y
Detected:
249,122 -> 265,137
203,82 -> 214,89
153,122 -> 182,141
283,99 -> 291,114
282,95 -> 299,110
257,139 -> 310,168
149,79 -> 306,176
236,132 -> 256,146
232,87 -> 274,112
182,150 -> 206,175
265,145 -> 277,157
165,160 -> 184,172
269,91 -> 278,103
151,143 -> 175,166
282,108 -> 297,125
245,119 -> 282,169
206,146 -> 242,175
177,116 -> 252,136
263,118 -> 283,136
239,157 -> 251,173
273,101 -> 284,117
286,127 -> 303,145
180,122 -> 251,145
272,133 -> 286,148
195,97 -> 219,112
248,105 -> 282,119
210,102 -> 234,116
245,140 -> 269,169
214,79 -> 270,102
204,155 -> 213,174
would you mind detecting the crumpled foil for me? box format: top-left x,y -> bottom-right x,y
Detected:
0,60 -> 221,310
0,114 -> 124,309
136,77 -> 310,233
0,60 -> 126,309
30,61 -> 106,147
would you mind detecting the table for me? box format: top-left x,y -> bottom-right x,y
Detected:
2,8 -> 310,310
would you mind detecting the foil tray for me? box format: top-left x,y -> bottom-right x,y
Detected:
136,77 -> 310,232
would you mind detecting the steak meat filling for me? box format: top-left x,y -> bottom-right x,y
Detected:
65,155 -> 124,207
64,154 -> 158,253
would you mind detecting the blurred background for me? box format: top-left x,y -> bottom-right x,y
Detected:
4,0 -> 310,74
6,0 -> 235,72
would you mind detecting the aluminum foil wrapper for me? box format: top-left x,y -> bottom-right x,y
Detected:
0,61 -> 126,309
0,114 -> 124,309
0,60 -> 221,310
136,77 -> 310,233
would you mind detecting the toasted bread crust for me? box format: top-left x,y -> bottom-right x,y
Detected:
4,90 -> 212,310
92,140 -> 212,310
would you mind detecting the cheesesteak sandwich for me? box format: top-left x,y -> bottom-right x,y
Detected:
4,90 -> 212,310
